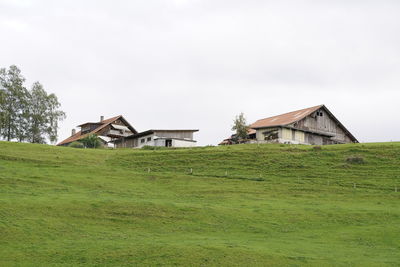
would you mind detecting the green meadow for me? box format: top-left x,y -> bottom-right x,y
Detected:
0,141 -> 399,266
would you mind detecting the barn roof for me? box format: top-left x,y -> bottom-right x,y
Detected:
250,105 -> 323,129
57,115 -> 138,146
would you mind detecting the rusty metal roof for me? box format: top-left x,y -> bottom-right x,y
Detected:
250,105 -> 323,129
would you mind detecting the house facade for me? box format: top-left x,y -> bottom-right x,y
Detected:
220,105 -> 358,145
57,115 -> 137,147
113,129 -> 198,148
57,116 -> 199,148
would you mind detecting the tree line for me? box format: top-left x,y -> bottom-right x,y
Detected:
0,65 -> 66,144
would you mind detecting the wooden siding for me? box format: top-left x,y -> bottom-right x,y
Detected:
282,128 -> 292,140
153,131 -> 193,140
295,130 -> 305,143
292,108 -> 353,143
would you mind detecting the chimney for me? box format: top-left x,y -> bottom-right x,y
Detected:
100,116 -> 104,122
71,129 -> 76,136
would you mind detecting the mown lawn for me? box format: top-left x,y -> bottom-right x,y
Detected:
0,141 -> 399,266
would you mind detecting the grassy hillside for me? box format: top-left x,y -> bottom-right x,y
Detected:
0,141 -> 399,266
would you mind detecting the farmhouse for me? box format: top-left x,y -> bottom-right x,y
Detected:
220,105 -> 358,145
57,115 -> 199,148
113,129 -> 199,148
57,115 -> 137,147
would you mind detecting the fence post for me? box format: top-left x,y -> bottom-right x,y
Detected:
395,186 -> 398,193
147,167 -> 150,173
190,168 -> 193,175
353,183 -> 356,189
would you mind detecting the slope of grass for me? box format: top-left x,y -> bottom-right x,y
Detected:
0,141 -> 399,266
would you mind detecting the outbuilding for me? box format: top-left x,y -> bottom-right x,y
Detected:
113,129 -> 199,148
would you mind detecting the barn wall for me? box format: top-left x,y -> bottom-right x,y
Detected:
305,133 -> 323,145
135,134 -> 155,148
256,127 -> 307,144
172,139 -> 197,147
282,128 -> 292,140
293,108 -> 352,143
115,138 -> 135,148
154,131 -> 194,140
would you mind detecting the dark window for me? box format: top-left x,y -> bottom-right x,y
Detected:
263,129 -> 278,140
165,139 -> 172,147
147,137 -> 151,142
141,139 -> 145,144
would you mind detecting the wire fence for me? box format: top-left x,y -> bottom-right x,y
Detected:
141,167 -> 400,193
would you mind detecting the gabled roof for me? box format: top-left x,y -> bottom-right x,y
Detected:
250,105 -> 323,129
57,115 -> 138,146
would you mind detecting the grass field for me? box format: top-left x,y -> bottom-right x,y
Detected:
0,141 -> 399,266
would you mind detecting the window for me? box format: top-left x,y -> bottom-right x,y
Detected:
141,139 -> 145,144
263,129 -> 278,140
165,139 -> 172,147
316,111 -> 323,117
147,137 -> 151,142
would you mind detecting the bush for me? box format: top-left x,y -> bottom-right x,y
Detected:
80,134 -> 102,148
69,141 -> 84,148
346,156 -> 365,164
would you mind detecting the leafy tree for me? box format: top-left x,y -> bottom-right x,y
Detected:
231,112 -> 249,143
46,91 -> 65,143
0,65 -> 66,143
28,82 -> 65,144
80,134 -> 102,148
0,65 -> 29,141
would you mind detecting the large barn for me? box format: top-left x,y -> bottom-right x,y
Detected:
220,105 -> 358,145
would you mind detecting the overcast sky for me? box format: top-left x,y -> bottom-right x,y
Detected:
1,0 -> 399,145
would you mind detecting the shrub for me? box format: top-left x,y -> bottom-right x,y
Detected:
346,156 -> 365,164
69,141 -> 84,148
80,134 -> 102,148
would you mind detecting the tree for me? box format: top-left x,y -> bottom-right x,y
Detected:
0,65 -> 66,144
231,112 -> 249,143
0,65 -> 29,141
80,134 -> 102,148
28,82 -> 66,144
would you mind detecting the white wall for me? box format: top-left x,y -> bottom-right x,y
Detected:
136,134 -> 155,148
131,134 -> 197,148
171,139 -> 197,147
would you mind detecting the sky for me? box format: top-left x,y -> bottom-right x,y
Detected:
1,0 -> 399,145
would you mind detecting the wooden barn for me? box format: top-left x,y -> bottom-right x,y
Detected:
57,115 -> 137,147
220,105 -> 358,145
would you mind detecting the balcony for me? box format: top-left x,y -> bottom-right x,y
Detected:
104,129 -> 132,138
